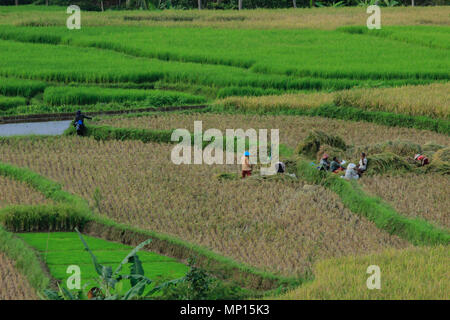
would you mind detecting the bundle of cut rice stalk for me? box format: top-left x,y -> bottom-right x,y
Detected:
426,147 -> 450,175
296,130 -> 347,158
364,152 -> 412,175
350,140 -> 422,159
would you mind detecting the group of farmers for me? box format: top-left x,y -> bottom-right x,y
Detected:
73,111 -> 431,179
318,152 -> 367,180
240,150 -> 430,180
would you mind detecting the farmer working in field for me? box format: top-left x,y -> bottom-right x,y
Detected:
241,151 -> 252,178
343,163 -> 359,180
275,161 -> 286,174
318,153 -> 330,171
73,110 -> 92,136
330,156 -> 345,173
356,152 -> 368,176
414,154 -> 429,166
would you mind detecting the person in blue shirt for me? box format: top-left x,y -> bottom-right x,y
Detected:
73,110 -> 92,136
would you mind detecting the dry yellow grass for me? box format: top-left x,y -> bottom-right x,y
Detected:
2,7 -> 449,30
0,253 -> 37,300
219,92 -> 334,113
361,173 -> 450,229
0,137 -> 409,276
0,176 -> 53,209
334,83 -> 450,119
276,245 -> 449,300
97,113 -> 450,149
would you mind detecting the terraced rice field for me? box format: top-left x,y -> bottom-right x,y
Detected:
0,136 -> 410,276
0,25 -> 448,81
361,173 -> 450,230
96,113 -> 450,149
0,252 -> 37,300
0,5 -> 448,301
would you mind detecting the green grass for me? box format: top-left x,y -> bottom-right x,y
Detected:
17,232 -> 189,291
43,86 -> 206,106
0,226 -> 50,297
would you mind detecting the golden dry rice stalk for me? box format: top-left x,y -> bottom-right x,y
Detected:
0,253 -> 38,300
361,173 -> 450,229
334,83 -> 450,119
219,92 -> 333,113
0,176 -> 53,209
96,113 -> 450,149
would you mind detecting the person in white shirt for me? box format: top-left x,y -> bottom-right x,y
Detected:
357,152 -> 367,176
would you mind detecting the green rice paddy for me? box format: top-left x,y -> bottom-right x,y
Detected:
17,232 -> 189,291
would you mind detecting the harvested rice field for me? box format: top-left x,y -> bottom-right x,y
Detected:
96,113 -> 450,149
0,136 -> 410,276
361,173 -> 450,230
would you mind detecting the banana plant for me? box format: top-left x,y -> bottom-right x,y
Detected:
315,1 -> 345,7
44,228 -> 184,300
355,0 -> 379,6
382,0 -> 399,6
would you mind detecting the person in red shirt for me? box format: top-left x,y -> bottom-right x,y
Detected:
414,154 -> 429,166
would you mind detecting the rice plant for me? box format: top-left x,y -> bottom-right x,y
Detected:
0,77 -> 46,98
43,86 -> 206,106
96,113 -> 450,149
277,245 -> 449,300
334,83 -> 450,120
0,176 -> 53,209
0,6 -> 448,30
0,95 -> 27,111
